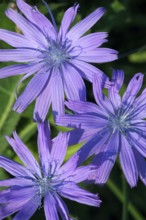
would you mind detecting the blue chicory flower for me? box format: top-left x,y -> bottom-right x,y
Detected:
0,121 -> 101,220
0,0 -> 117,121
56,70 -> 146,187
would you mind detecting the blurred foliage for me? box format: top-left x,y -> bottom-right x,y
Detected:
0,0 -> 146,220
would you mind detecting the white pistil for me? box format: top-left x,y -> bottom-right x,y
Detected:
37,176 -> 54,197
109,114 -> 130,133
37,160 -> 61,197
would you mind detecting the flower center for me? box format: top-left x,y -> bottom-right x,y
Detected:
108,110 -> 130,133
38,175 -> 54,197
36,160 -> 61,197
43,40 -> 70,68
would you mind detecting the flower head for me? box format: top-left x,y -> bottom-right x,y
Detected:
56,70 -> 146,187
0,0 -> 117,121
0,122 -> 100,220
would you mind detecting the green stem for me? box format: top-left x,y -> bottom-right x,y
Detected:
122,178 -> 129,220
107,179 -> 144,220
0,76 -> 21,132
0,92 -> 15,131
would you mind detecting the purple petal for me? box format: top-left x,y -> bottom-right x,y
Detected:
0,29 -> 35,48
91,131 -> 119,184
51,132 -> 68,168
93,73 -> 107,105
6,132 -> 41,177
67,128 -> 98,146
51,69 -> 65,117
74,32 -> 108,50
134,88 -> 146,108
0,49 -> 41,62
0,203 -> 22,219
0,156 -> 33,177
17,0 -> 56,38
65,100 -> 106,115
59,183 -> 101,207
67,7 -> 105,40
31,8 -> 56,39
62,64 -> 86,101
59,4 -> 79,39
133,147 -> 146,185
93,74 -> 115,115
34,71 -> 52,122
122,73 -> 143,106
0,178 -> 34,187
111,69 -> 124,91
37,122 -> 51,175
108,69 -> 124,109
44,193 -> 59,220
15,71 -> 39,94
77,48 -> 118,63
119,135 -> 138,187
0,196 -> 32,219
127,131 -> 146,158
130,122 -> 146,130
77,129 -> 111,164
6,8 -> 48,47
57,154 -> 79,179
0,188 -> 39,219
0,186 -> 37,204
131,108 -> 146,120
13,71 -> 50,113
131,89 -> 146,119
0,190 -> 11,203
54,194 -> 69,220
71,59 -> 108,83
67,165 -> 96,183
56,114 -> 107,129
0,63 -> 41,78
13,195 -> 41,220
0,188 -> 10,197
